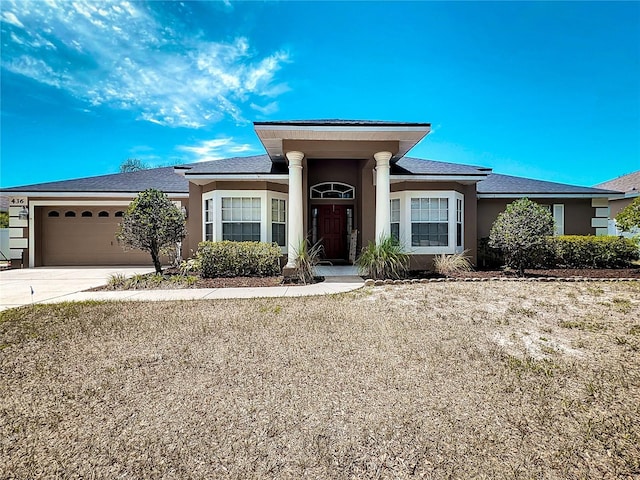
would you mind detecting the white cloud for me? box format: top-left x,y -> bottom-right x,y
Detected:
177,138 -> 258,162
2,11 -> 24,28
1,0 -> 291,128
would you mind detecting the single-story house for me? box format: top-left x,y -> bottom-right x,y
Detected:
0,120 -> 622,270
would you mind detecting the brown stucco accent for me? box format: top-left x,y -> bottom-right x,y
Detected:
283,139 -> 399,160
609,197 -> 634,218
186,183 -> 203,254
359,158 -> 376,248
477,198 -> 597,239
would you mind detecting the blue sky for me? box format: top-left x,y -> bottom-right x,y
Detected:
1,1 -> 639,188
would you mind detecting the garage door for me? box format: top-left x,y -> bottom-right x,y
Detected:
40,206 -> 155,266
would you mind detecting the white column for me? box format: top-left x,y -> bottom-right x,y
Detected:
286,151 -> 304,267
374,151 -> 392,242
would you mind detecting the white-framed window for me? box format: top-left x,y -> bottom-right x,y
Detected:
411,197 -> 449,247
221,197 -> 261,242
271,198 -> 286,247
456,198 -> 463,248
390,191 -> 464,254
390,198 -> 400,242
310,182 -> 355,199
540,203 -> 565,236
204,198 -> 214,241
553,204 -> 565,236
202,190 -> 287,252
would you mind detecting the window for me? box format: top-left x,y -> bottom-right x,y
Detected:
411,198 -> 449,247
271,198 -> 286,247
65,211 -> 76,217
81,211 -> 92,217
540,203 -> 564,236
553,204 -> 565,235
48,211 -> 60,217
114,211 -> 124,217
204,198 -> 214,241
390,198 -> 400,242
221,197 -> 261,242
98,211 -> 109,217
456,198 -> 463,248
310,182 -> 355,199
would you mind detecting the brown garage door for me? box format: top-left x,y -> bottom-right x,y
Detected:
40,206 -> 154,266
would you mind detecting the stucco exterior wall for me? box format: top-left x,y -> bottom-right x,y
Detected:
477,197 -> 596,239
609,197 -> 634,218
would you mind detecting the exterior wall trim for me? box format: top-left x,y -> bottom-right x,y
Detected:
477,193 -> 618,199
391,175 -> 488,182
184,174 -> 289,182
6,191 -> 188,198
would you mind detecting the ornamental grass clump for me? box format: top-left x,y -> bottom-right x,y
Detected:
433,250 -> 474,276
356,236 -> 409,280
294,239 -> 324,284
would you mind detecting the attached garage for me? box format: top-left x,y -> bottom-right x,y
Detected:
37,206 -> 151,266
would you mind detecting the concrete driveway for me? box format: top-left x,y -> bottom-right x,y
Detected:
0,267 -> 155,311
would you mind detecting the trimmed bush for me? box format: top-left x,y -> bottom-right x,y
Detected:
551,235 -> 639,268
196,241 -> 282,278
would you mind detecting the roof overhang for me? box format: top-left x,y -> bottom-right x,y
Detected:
254,121 -> 430,162
0,191 -> 189,198
390,174 -> 489,184
477,193 -> 623,199
185,174 -> 289,186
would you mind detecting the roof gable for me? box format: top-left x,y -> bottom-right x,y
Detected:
594,170 -> 640,194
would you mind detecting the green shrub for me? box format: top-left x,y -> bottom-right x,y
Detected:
551,235 -> 639,268
489,198 -> 554,276
477,237 -> 504,269
196,241 -> 282,278
356,236 -> 409,280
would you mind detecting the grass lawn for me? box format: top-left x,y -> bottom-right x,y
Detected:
1,282 -> 639,479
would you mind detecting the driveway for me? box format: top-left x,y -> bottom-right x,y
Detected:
0,267 -> 155,311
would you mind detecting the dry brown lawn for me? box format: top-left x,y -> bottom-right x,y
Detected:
1,282 -> 639,479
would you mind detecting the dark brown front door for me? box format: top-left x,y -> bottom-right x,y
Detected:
317,204 -> 348,260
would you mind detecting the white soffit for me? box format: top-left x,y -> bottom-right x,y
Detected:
254,124 -> 431,160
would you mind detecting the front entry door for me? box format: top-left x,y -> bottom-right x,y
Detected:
317,204 -> 348,260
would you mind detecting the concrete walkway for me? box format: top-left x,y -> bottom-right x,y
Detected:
0,267 -> 364,311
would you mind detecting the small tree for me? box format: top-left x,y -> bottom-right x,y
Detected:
489,198 -> 554,276
117,189 -> 186,273
120,158 -> 148,173
615,197 -> 640,233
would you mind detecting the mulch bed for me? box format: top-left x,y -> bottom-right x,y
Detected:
454,268 -> 640,279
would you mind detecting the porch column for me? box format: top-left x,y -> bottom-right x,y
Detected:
286,150 -> 305,268
374,151 -> 392,242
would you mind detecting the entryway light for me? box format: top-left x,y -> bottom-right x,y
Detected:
18,207 -> 28,220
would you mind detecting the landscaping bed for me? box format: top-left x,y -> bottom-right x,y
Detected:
452,267 -> 640,279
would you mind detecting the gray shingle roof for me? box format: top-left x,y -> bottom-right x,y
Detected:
179,155 -> 287,175
1,166 -> 189,193
594,170 -> 640,194
477,173 -> 619,195
393,157 -> 490,176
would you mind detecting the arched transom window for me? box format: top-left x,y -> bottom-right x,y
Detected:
310,182 -> 355,199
